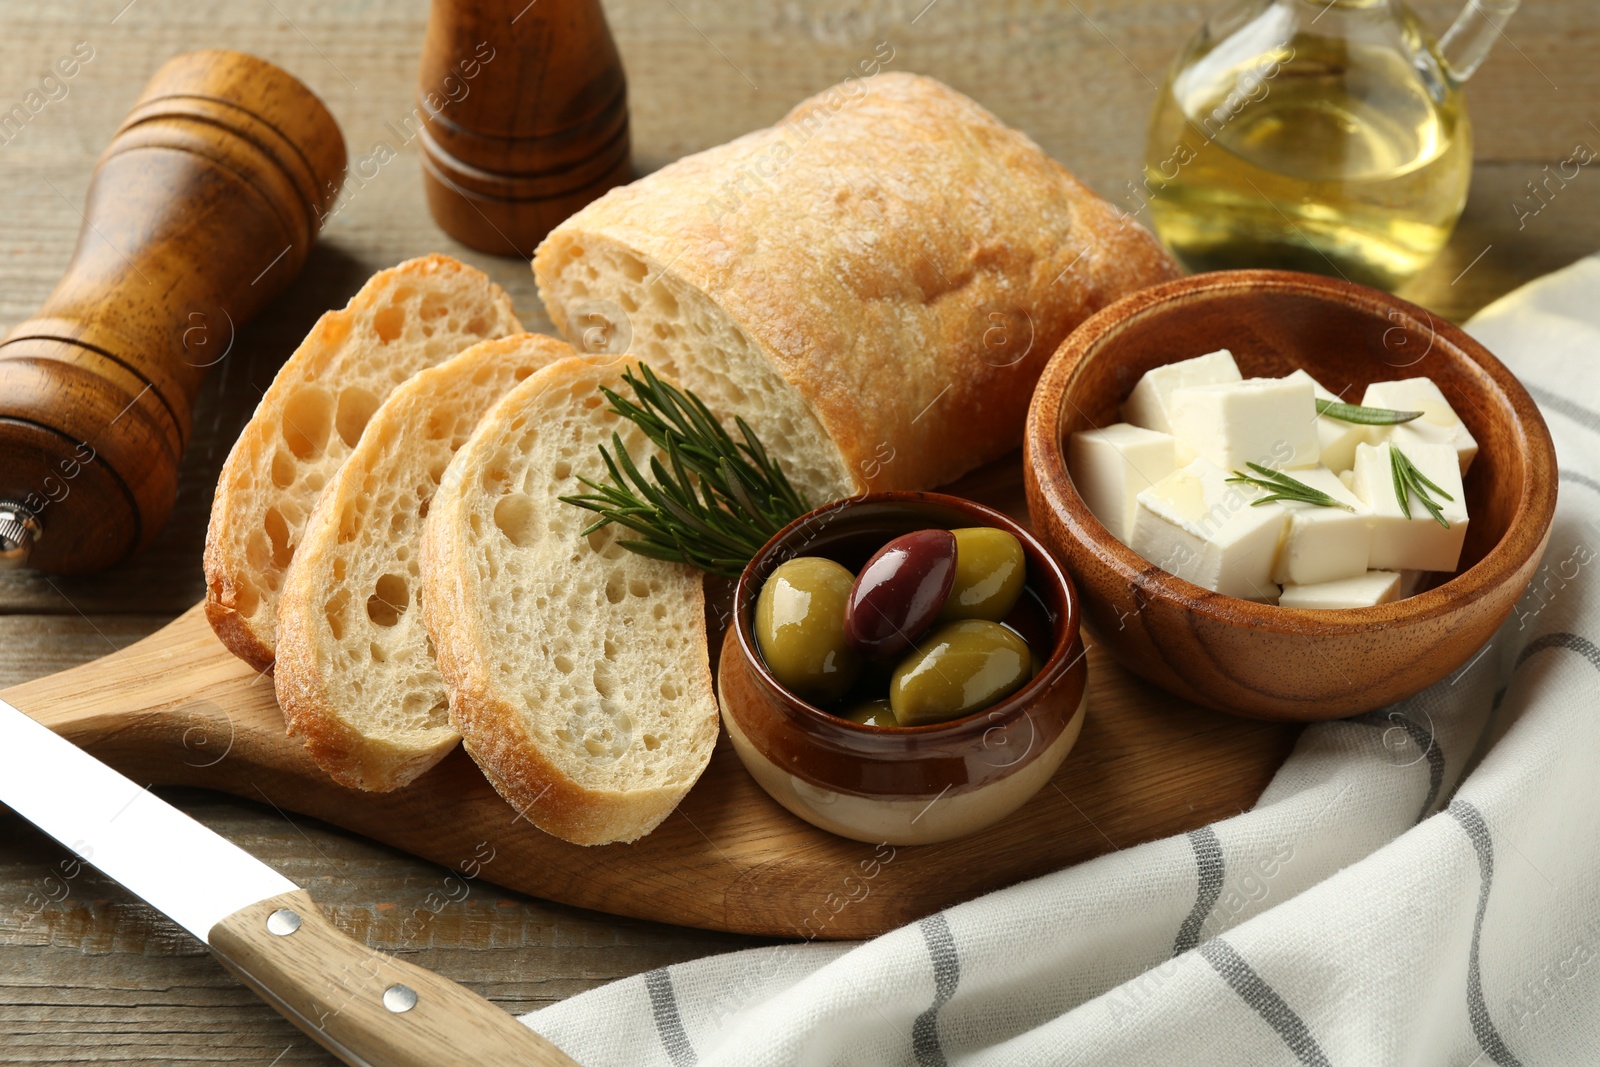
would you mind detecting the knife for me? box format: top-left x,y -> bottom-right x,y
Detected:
0,697 -> 579,1067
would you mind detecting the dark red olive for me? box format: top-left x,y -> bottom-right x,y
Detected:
844,529 -> 957,658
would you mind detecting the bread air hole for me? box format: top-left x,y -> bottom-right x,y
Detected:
338,500 -> 361,543
649,283 -> 678,317
372,304 -> 406,343
281,387 -> 333,459
366,573 -> 409,627
325,589 -> 349,640
336,387 -> 380,447
270,450 -> 295,489
493,493 -> 538,548
481,464 -> 512,493
263,507 -> 293,569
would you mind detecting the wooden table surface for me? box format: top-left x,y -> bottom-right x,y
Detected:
1,0 -> 1596,1061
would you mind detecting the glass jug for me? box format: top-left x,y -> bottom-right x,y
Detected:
1141,0 -> 1519,290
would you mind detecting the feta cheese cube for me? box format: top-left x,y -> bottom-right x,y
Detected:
1168,377 -> 1320,472
1349,441 -> 1468,572
1361,377 -> 1478,475
1279,570 -> 1402,610
1131,457 -> 1288,599
1269,466 -> 1372,586
1285,369 -> 1367,472
1067,423 -> 1179,544
1121,349 -> 1241,435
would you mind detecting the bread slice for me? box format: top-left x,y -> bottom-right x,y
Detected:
420,356 -> 718,845
204,254 -> 522,671
274,333 -> 575,791
533,73 -> 1178,502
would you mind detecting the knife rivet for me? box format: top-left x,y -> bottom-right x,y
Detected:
383,984 -> 418,1013
266,908 -> 302,936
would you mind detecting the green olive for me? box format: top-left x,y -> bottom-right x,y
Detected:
754,556 -> 862,702
840,698 -> 898,728
939,527 -> 1026,622
890,619 -> 1033,726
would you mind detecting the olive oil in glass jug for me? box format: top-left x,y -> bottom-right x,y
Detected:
1143,0 -> 1519,290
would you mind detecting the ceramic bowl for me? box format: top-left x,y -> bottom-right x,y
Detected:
1023,270 -> 1557,721
718,492 -> 1088,845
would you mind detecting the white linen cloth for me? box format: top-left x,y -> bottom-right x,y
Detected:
522,258 -> 1600,1066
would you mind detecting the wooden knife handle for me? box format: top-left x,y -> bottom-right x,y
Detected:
0,50 -> 345,573
209,890 -> 580,1067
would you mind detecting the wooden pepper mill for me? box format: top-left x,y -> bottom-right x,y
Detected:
416,0 -> 632,257
0,51 -> 346,574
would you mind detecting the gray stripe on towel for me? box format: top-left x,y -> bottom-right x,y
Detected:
1449,801 -> 1524,1067
1174,826 -> 1224,955
913,913 -> 960,1067
645,967 -> 697,1067
1352,709 -> 1446,823
1524,382 -> 1600,437
1558,469 -> 1600,498
1198,938 -> 1332,1067
1517,630 -> 1600,674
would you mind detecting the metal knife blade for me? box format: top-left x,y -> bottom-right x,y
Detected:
0,696 -> 580,1065
0,696 -> 295,940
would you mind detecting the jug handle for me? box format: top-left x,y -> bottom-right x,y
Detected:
1437,0 -> 1522,82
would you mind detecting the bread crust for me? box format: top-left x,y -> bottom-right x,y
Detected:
420,356 -> 719,845
204,253 -> 521,671
535,72 -> 1180,496
274,333 -> 574,792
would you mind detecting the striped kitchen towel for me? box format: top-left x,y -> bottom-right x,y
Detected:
522,257 -> 1600,1065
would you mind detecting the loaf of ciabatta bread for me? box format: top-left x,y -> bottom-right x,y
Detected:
204,254 -> 522,671
533,72 -> 1179,503
420,356 -> 719,845
274,333 -> 574,792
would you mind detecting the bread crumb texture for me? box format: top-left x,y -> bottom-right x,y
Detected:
423,356 -> 717,844
205,254 -> 521,671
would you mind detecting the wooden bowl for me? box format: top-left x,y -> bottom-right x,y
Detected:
1023,270 -> 1557,721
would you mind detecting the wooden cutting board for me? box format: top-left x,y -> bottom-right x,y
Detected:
0,459 -> 1299,940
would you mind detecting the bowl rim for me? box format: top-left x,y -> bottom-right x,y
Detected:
730,489 -> 1083,743
1024,268 -> 1559,635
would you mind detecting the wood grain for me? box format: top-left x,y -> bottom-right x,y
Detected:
0,453 -> 1300,939
209,890 -> 579,1066
0,50 -> 344,573
417,0 -> 632,256
0,0 -> 1595,1062
1025,271 -> 1559,719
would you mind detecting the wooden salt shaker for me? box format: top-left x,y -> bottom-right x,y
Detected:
416,0 -> 632,257
0,51 -> 345,574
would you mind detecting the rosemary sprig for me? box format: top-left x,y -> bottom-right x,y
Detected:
1314,398 -> 1424,425
1389,444 -> 1453,528
559,365 -> 810,578
1226,462 -> 1355,511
